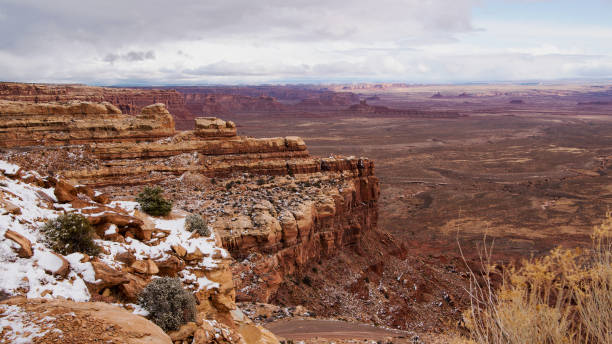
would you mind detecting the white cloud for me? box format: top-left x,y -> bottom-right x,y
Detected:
0,0 -> 610,84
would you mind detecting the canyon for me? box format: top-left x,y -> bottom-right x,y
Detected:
1,91 -> 467,343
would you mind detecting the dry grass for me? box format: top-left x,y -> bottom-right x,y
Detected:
459,213 -> 612,344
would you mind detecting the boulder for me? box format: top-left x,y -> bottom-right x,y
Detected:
168,322 -> 198,341
184,247 -> 204,261
4,229 -> 33,258
49,252 -> 70,278
34,251 -> 71,278
119,273 -> 148,302
155,255 -> 185,276
75,185 -> 95,199
87,212 -> 144,227
131,259 -> 159,275
90,260 -> 129,290
171,244 -> 187,258
54,179 -> 77,203
93,192 -> 111,204
0,199 -> 21,215
115,250 -> 136,265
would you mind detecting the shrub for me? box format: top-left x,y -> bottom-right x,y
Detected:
184,214 -> 210,237
41,213 -> 100,256
461,213 -> 612,344
136,186 -> 172,216
138,277 -> 196,332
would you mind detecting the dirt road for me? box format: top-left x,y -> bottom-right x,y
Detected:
265,319 -> 410,340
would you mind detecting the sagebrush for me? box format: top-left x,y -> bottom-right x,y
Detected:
184,213 -> 210,236
41,212 -> 100,256
138,277 -> 196,332
136,186 -> 172,216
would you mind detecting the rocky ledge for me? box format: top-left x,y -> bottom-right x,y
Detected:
0,100 -> 175,147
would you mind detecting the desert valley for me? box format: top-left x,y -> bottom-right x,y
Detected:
1,81 -> 611,343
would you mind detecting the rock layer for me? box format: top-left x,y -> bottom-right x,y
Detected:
0,100 -> 174,147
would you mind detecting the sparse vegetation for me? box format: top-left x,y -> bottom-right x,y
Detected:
184,213 -> 210,236
460,214 -> 612,344
138,277 -> 196,332
136,186 -> 172,216
41,212 -> 100,256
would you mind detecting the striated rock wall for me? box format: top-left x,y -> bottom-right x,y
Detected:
0,82 -> 192,120
0,100 -> 175,147
184,94 -> 286,117
225,174 -> 379,302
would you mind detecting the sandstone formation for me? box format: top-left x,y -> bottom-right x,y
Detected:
0,99 -> 380,311
0,100 -> 174,147
0,82 -> 191,120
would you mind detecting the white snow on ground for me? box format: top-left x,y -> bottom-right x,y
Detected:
0,160 -> 20,175
34,250 -> 64,273
106,202 -> 225,291
0,304 -> 59,344
0,160 -> 229,301
109,200 -> 138,215
0,172 -> 93,301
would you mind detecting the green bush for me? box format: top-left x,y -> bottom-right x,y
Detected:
138,277 -> 196,332
136,186 -> 172,216
41,213 -> 100,256
184,214 -> 210,237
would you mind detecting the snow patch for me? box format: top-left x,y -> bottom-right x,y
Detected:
0,160 -> 20,175
34,250 -> 64,274
0,304 -> 56,344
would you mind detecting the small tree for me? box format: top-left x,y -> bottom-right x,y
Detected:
184,214 -> 210,237
138,277 -> 196,332
41,213 -> 100,256
136,186 -> 172,216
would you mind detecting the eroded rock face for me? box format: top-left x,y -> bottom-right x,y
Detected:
0,82 -> 192,121
0,100 -> 175,147
0,98 -> 380,343
215,173 -> 380,302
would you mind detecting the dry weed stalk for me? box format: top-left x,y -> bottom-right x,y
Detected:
458,213 -> 612,344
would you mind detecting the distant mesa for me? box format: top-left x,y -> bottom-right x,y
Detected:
509,99 -> 524,104
346,100 -> 464,118
577,101 -> 612,106
365,95 -> 381,101
431,92 -> 443,98
296,91 -> 359,107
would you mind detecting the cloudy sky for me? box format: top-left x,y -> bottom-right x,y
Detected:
1,0 -> 611,85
